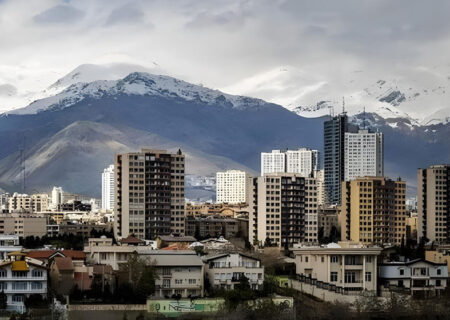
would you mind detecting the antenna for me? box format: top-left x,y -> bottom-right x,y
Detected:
342,97 -> 346,114
363,106 -> 366,130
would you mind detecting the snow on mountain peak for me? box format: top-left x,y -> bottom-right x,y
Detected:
7,72 -> 266,115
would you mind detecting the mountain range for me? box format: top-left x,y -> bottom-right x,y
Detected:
0,64 -> 449,199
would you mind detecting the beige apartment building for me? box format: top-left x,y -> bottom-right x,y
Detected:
292,242 -> 382,293
417,165 -> 450,244
318,205 -> 339,240
0,213 -> 47,237
114,149 -> 185,240
340,177 -> 407,245
248,173 -> 318,248
8,193 -> 49,213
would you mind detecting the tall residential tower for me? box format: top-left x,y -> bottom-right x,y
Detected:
114,149 -> 185,240
102,164 -> 115,211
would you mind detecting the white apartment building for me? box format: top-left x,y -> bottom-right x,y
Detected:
216,170 -> 251,204
51,187 -> 63,210
261,150 -> 286,176
315,169 -> 325,206
261,148 -> 320,177
101,164 -> 115,211
292,242 -> 382,294
379,259 -> 448,297
0,254 -> 47,313
204,253 -> 264,290
344,130 -> 384,181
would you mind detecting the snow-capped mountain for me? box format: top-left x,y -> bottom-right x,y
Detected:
0,62 -> 161,113
8,72 -> 267,115
221,65 -> 450,127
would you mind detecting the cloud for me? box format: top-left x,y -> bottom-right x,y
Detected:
0,84 -> 17,96
105,3 -> 146,26
33,4 -> 84,24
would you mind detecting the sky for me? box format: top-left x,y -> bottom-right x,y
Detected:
1,0 -> 450,119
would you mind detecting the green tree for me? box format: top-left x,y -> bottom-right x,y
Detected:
136,265 -> 157,300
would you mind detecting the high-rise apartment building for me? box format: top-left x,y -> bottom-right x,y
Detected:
248,173 -> 318,248
340,176 -> 407,245
261,148 -> 320,177
102,164 -> 115,211
114,149 -> 185,240
324,114 -> 349,205
344,130 -> 384,181
216,170 -> 251,204
315,169 -> 326,206
417,165 -> 450,244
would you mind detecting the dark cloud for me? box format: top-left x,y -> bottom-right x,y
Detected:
33,4 -> 84,24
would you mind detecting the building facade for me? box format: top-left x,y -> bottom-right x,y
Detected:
216,170 -> 251,204
292,242 -> 382,294
102,164 -> 115,211
0,214 -> 47,237
344,130 -> 384,181
114,149 -> 185,240
261,148 -> 320,177
324,114 -> 349,205
340,177 -> 407,245
0,254 -> 47,313
204,253 -> 264,290
249,173 -> 318,248
417,165 -> 450,244
8,193 -> 49,213
379,259 -> 447,297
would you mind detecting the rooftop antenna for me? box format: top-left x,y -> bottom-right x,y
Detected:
342,97 -> 346,114
328,106 -> 334,118
363,106 -> 366,130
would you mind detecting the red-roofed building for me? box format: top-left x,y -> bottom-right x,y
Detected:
27,250 -> 85,267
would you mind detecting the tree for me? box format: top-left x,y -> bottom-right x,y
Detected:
136,265 -> 157,300
119,253 -> 145,291
0,290 -> 6,310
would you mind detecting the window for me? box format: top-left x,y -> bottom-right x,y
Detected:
436,280 -> 441,287
32,270 -> 43,277
162,279 -> 170,288
188,279 -> 196,284
0,283 -> 7,290
366,256 -> 372,263
331,256 -> 338,263
12,282 -> 27,290
175,279 -> 182,284
437,269 -> 441,275
398,280 -> 403,287
344,271 -> 356,283
321,257 -> 324,263
162,268 -> 171,276
0,269 -> 6,278
365,272 -> 372,282
12,295 -> 24,303
330,272 -> 338,282
305,256 -> 309,263
12,271 -> 27,278
399,269 -> 404,276
31,282 -> 43,290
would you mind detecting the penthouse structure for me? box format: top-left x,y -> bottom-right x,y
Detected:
261,148 -> 320,177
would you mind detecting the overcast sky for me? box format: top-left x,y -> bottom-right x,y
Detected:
1,0 -> 450,116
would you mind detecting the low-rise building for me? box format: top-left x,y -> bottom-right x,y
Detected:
204,253 -> 264,290
426,246 -> 450,277
185,216 -> 240,239
0,253 -> 47,313
0,213 -> 47,237
8,193 -> 49,213
0,235 -> 22,260
378,259 -> 448,297
292,242 -> 382,294
152,251 -> 204,298
26,250 -> 86,268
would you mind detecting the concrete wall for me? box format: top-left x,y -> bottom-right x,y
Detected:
290,279 -> 362,304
